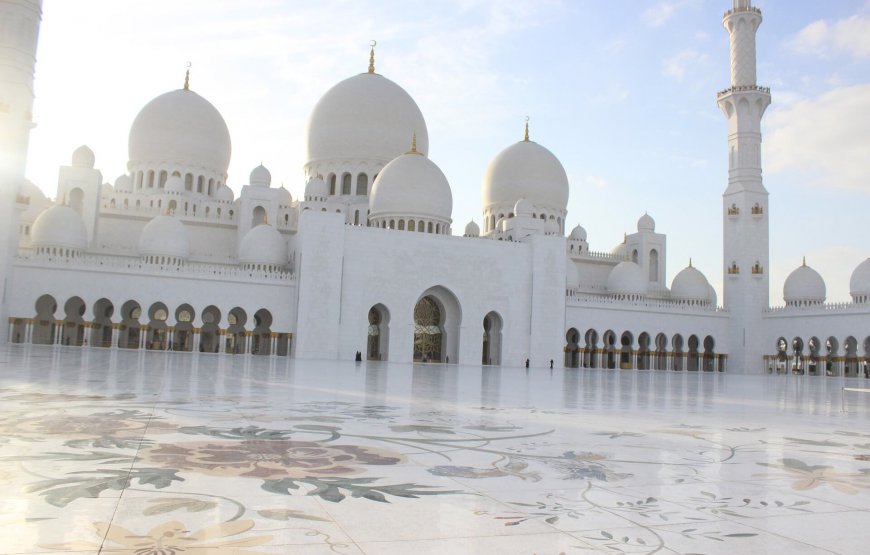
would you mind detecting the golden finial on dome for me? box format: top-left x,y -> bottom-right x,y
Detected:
689,257 -> 693,268
406,132 -> 422,155
368,40 -> 377,74
802,256 -> 806,267
183,61 -> 191,90
524,115 -> 530,141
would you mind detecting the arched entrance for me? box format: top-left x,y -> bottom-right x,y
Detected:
61,297 -> 86,346
173,304 -> 195,352
583,329 -> 598,368
482,312 -> 502,365
703,336 -> 715,372
32,294 -> 58,345
412,287 -> 460,363
147,303 -> 169,350
367,304 -> 390,361
603,330 -> 617,369
227,308 -> 247,354
654,333 -> 668,370
200,306 -> 221,353
637,332 -> 651,370
91,298 -> 114,347
619,331 -> 633,369
687,335 -> 700,371
564,328 -> 579,368
825,336 -> 839,376
119,300 -> 141,349
672,334 -> 684,371
252,309 -> 272,355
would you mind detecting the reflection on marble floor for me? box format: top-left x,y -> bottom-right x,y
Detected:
0,346 -> 868,554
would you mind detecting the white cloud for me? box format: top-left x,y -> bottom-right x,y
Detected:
789,15 -> 870,59
581,175 -> 610,190
662,49 -> 708,81
765,84 -> 870,191
644,0 -> 699,27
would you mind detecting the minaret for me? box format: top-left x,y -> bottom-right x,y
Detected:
0,0 -> 42,344
718,0 -> 771,373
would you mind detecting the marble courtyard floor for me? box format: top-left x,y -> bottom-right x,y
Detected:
0,347 -> 868,555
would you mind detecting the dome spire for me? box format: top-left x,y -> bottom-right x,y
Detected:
524,115 -> 530,141
183,61 -> 191,90
802,256 -> 806,267
689,257 -> 693,268
368,40 -> 377,74
406,132 -> 422,155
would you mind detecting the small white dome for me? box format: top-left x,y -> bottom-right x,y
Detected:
566,258 -> 580,289
464,220 -> 480,237
671,264 -> 712,302
637,212 -> 655,232
215,185 -> 234,202
607,261 -> 646,297
369,151 -> 452,224
482,140 -> 569,213
71,145 -> 95,168
277,186 -> 292,205
784,261 -> 826,304
610,240 -> 627,259
238,224 -> 287,266
305,176 -> 328,200
306,72 -> 428,165
250,164 -> 271,187
128,88 -> 231,177
101,182 -> 114,196
569,224 -> 587,241
31,205 -> 88,251
165,175 -> 185,193
514,198 -> 533,217
18,179 -> 47,204
115,174 -> 133,192
139,214 -> 189,260
850,258 -> 870,300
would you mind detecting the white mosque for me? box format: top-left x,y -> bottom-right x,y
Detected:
0,0 -> 867,375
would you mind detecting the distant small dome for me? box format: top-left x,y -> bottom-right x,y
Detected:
305,176 -> 328,201
851,258 -> 870,301
464,220 -> 480,237
165,175 -> 185,193
671,264 -> 712,302
566,258 -> 580,288
215,185 -> 234,202
607,261 -> 646,297
277,186 -> 292,205
238,224 -> 287,267
637,212 -> 655,232
71,145 -> 95,168
514,198 -> 533,217
139,214 -> 189,260
610,240 -> 627,259
31,205 -> 88,251
784,261 -> 826,304
114,174 -> 133,192
101,182 -> 114,196
18,179 -> 47,204
569,224 -> 587,241
369,151 -> 452,226
483,139 -> 569,213
250,164 -> 272,187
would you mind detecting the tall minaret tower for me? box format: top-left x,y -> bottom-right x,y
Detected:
717,0 -> 771,373
0,0 -> 43,344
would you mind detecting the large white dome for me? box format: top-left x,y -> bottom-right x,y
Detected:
128,88 -> 231,176
607,261 -> 646,297
369,151 -> 452,225
304,176 -> 328,201
238,224 -> 287,267
850,258 -> 870,301
139,215 -> 189,260
482,140 -> 569,212
783,261 -> 826,305
305,73 -> 428,166
671,264 -> 712,303
31,205 -> 88,251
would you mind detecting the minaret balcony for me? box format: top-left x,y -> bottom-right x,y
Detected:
723,6 -> 761,18
717,85 -> 770,98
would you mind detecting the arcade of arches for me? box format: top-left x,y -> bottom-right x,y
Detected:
564,328 -> 726,372
766,336 -> 870,378
8,295 -> 290,356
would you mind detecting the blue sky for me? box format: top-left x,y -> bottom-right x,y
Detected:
27,0 -> 870,303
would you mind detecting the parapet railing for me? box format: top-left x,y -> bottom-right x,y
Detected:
15,250 -> 294,283
566,290 -> 726,313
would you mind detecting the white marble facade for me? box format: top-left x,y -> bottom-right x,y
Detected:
0,0 -> 868,375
